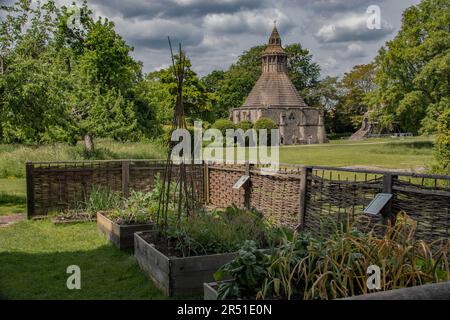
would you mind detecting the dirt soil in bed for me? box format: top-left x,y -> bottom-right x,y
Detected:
140,231 -> 225,258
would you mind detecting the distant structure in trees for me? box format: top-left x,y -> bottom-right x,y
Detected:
350,110 -> 409,140
230,23 -> 327,145
350,111 -> 375,140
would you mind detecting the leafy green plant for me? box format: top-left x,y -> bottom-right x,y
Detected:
108,190 -> 156,225
214,240 -> 270,300
159,206 -> 275,257
254,117 -> 277,131
254,117 -> 278,144
85,186 -> 122,216
217,214 -> 450,300
433,108 -> 450,174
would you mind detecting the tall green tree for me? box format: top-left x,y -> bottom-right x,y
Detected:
369,0 -> 450,134
141,53 -> 211,126
0,0 -> 152,148
0,0 -> 74,143
339,63 -> 376,129
67,18 -> 142,150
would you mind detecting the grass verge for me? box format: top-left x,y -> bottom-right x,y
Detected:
0,219 -> 168,299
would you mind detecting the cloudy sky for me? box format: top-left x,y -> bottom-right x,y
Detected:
5,0 -> 422,77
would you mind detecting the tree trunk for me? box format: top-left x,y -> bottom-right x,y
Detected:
84,134 -> 94,152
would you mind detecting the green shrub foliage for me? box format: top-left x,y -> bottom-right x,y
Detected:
237,121 -> 254,131
254,117 -> 277,131
212,119 -> 236,136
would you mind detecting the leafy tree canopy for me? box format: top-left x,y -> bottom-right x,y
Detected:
369,0 -> 450,134
0,0 -> 154,148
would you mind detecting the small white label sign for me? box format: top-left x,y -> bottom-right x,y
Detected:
233,175 -> 250,189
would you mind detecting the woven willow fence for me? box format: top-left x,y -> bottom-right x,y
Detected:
26,160 -> 205,217
26,160 -> 450,242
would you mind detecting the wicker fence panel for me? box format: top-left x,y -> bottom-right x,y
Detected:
129,160 -> 169,192
303,169 -> 385,237
30,161 -> 123,217
393,177 -> 450,242
208,164 -> 246,208
27,160 -> 204,218
250,169 -> 301,229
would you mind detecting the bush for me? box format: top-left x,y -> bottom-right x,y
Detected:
212,119 -> 236,136
238,121 -> 254,131
433,108 -> 450,174
254,117 -> 278,145
254,117 -> 277,131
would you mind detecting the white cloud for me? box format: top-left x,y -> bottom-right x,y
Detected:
340,43 -> 367,58
315,13 -> 394,43
9,0 -> 419,76
203,9 -> 294,36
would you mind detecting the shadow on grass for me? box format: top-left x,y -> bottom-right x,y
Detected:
378,140 -> 434,155
0,245 -> 174,300
0,192 -> 26,216
0,192 -> 26,205
383,140 -> 434,149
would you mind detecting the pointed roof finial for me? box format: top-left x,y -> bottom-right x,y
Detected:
268,20 -> 281,46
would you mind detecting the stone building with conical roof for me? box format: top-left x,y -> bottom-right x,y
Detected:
230,24 -> 327,145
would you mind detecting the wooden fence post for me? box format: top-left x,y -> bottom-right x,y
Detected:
382,173 -> 397,227
297,166 -> 311,230
122,160 -> 130,199
382,173 -> 394,227
244,161 -> 251,210
26,161 -> 35,219
204,161 -> 210,205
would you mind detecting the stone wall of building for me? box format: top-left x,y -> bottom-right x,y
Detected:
230,107 -> 327,145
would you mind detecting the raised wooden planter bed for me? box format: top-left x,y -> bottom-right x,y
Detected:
97,212 -> 153,250
134,231 -> 235,296
203,280 -> 234,300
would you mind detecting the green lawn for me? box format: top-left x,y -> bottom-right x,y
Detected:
279,136 -> 435,169
0,219 -> 168,299
220,136 -> 434,170
0,178 -> 26,216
